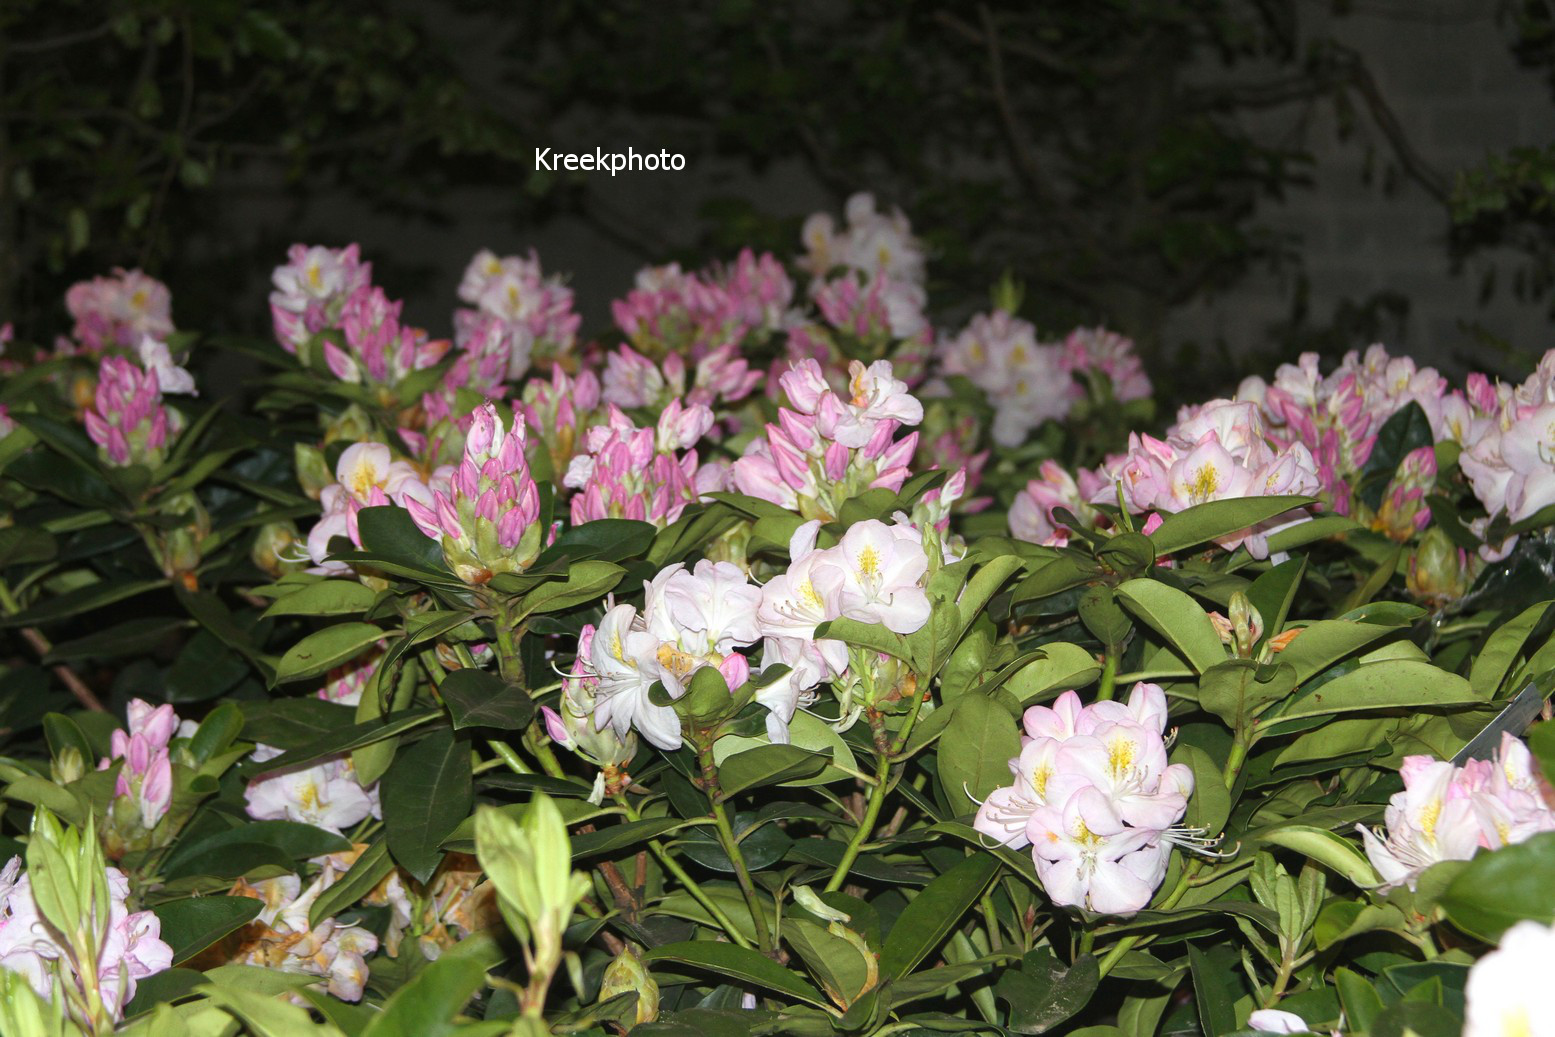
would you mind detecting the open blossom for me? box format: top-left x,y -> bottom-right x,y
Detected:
1357,733 -> 1555,891
229,852 -> 379,1000
135,336 -> 196,395
245,746 -> 380,835
65,269 -> 174,354
269,244 -> 373,353
407,403 -> 543,582
84,353 -> 184,467
588,561 -> 763,750
306,442 -> 435,572
563,404 -> 712,527
800,192 -> 926,285
1097,398 -> 1321,559
975,684 -> 1199,915
1464,918 -> 1555,1037
937,310 -> 1072,448
784,358 -> 924,449
0,857 -> 172,1023
545,624 -> 639,803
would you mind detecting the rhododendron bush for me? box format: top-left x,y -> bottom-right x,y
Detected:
6,197 -> 1555,1037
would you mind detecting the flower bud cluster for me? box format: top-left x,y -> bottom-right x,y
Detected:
407,403 -> 543,582
974,684 -> 1200,915
324,285 -> 449,388
84,352 -> 186,467
97,699 -> 180,849
0,855 -> 172,1023
519,365 -> 603,476
1357,733 -> 1555,891
733,359 -> 921,522
562,402 -> 718,527
611,249 -> 792,359
602,342 -> 761,411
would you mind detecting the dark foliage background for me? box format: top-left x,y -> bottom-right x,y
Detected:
3,0 -> 1552,405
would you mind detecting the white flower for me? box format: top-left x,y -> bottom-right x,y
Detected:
244,745 -> 379,835
1464,918 -> 1555,1036
135,335 -> 197,396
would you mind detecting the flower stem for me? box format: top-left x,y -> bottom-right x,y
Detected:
699,744 -> 774,952
825,746 -> 892,893
1096,649 -> 1119,701
615,794 -> 754,950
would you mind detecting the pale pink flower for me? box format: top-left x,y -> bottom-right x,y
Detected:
244,746 -> 379,835
66,269 -> 174,354
269,244 -> 372,352
1464,919 -> 1555,1037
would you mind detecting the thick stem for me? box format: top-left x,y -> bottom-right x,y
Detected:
700,744 -> 774,951
1096,649 -> 1120,702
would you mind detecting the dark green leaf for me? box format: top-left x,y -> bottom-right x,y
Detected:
880,852 -> 999,980
439,668 -> 534,732
381,725 -> 474,883
717,744 -> 829,799
995,949 -> 1099,1035
643,942 -> 828,1008
155,896 -> 263,965
1440,831 -> 1555,941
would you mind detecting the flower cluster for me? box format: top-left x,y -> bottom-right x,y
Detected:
456,249 -> 580,375
563,402 -> 717,527
84,351 -> 185,467
1061,326 -> 1152,403
64,269 -> 174,354
602,342 -> 761,411
974,684 -> 1199,915
269,245 -> 374,354
1357,733 -> 1555,891
1097,399 -> 1322,558
324,286 -> 449,388
613,249 -> 793,357
408,402 -> 544,581
229,850 -> 380,1000
800,192 -> 926,285
733,359 -> 921,521
543,623 -> 640,802
0,856 -> 171,1023
1010,460 -> 1105,547
938,311 -> 1072,448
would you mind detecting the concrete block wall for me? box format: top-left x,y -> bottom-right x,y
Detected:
1167,1 -> 1555,376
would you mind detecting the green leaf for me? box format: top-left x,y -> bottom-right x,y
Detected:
381,725 -> 473,883
879,853 -> 1000,980
243,708 -> 440,774
0,527 -> 58,567
1469,600 -> 1555,697
45,616 -> 189,661
352,505 -> 458,580
262,580 -> 379,619
1173,744 -> 1229,835
155,896 -> 263,964
1011,554 -> 1100,604
309,839 -> 395,929
1115,578 -> 1227,674
272,622 -> 386,685
568,818 -> 691,859
1,578 -> 168,628
1268,660 -> 1480,727
1356,402 -> 1433,512
995,949 -> 1099,1035
515,560 -> 625,617
200,981 -> 343,1037
1188,943 -> 1239,1037
643,941 -> 828,1008
936,691 -> 1021,819
717,744 -> 829,799
784,917 -> 872,1007
438,668 -> 534,731
161,821 -> 351,879
1257,825 -> 1380,889
1440,831 -> 1555,941
815,616 -> 916,667
360,934 -> 500,1037
535,519 -> 656,565
1003,644 -> 1102,703
1148,496 -> 1314,556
